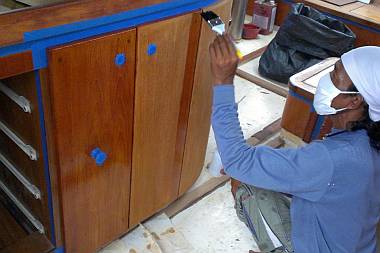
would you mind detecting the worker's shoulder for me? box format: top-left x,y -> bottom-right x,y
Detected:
317,129 -> 371,159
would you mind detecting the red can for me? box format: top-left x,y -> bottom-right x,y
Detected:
252,0 -> 277,35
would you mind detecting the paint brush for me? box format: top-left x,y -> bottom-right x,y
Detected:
200,11 -> 243,60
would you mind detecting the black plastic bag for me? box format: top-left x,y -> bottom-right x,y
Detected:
258,3 -> 356,83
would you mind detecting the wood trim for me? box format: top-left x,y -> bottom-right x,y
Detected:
178,0 -> 233,195
239,46 -> 268,65
236,68 -> 289,98
173,12 -> 202,197
38,69 -> 63,247
0,51 -> 34,79
0,0 -> 168,47
0,232 -> 53,253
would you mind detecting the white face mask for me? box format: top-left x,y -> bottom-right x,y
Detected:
313,74 -> 359,116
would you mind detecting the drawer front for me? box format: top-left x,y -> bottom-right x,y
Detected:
47,28 -> 136,253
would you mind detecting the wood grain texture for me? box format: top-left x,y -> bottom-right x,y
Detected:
0,232 -> 53,253
173,13 -> 202,195
0,201 -> 27,250
178,0 -> 233,196
281,94 -> 314,139
0,0 -> 175,47
47,29 -> 136,253
0,51 -> 33,79
275,0 -> 292,26
0,72 -> 52,240
38,69 -> 63,247
130,13 -> 195,226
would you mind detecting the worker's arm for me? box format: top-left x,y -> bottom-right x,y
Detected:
209,35 -> 334,202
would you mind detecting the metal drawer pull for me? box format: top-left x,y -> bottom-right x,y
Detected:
0,120 -> 37,160
0,180 -> 45,234
0,81 -> 31,113
0,153 -> 41,199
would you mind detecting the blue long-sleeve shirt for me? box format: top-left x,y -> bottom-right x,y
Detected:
212,85 -> 380,253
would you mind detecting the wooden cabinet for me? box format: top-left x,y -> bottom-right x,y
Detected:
129,12 -> 201,226
0,0 -> 233,252
46,29 -> 136,253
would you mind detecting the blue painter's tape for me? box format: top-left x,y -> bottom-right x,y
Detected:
323,12 -> 380,35
147,43 -> 157,56
0,0 -> 217,68
0,42 -> 33,57
115,53 -> 126,66
311,115 -> 325,140
53,247 -> 64,253
288,89 -> 314,109
281,0 -> 294,5
91,148 -> 101,159
95,152 -> 107,166
34,71 -> 57,246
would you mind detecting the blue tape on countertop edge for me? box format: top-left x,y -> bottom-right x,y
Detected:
288,88 -> 315,111
311,115 -> 325,140
280,0 -> 380,34
35,71 -> 56,246
0,0 -> 217,68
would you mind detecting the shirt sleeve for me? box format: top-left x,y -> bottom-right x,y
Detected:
212,85 -> 334,202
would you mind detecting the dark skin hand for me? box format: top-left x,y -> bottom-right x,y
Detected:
209,34 -> 239,85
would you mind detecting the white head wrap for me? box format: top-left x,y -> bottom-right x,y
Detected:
341,46 -> 380,122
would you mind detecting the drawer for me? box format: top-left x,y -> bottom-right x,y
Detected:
0,72 -> 42,150
0,166 -> 48,235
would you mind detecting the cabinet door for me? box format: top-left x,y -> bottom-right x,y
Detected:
179,0 -> 233,195
47,29 -> 136,253
130,13 -> 201,226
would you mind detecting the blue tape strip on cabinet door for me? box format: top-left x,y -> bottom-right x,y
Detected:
34,70 -> 57,246
0,0 -> 217,69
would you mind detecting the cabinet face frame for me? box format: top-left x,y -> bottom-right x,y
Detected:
46,28 -> 136,253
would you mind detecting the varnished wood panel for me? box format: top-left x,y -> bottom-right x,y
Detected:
0,72 -> 51,239
173,14 -> 202,195
130,13 -> 196,226
0,51 -> 33,79
0,0 -> 177,47
281,94 -> 313,139
47,29 -> 136,253
347,23 -> 380,46
0,232 -> 53,253
0,201 -> 27,250
38,69 -> 63,247
178,0 -> 233,195
275,1 -> 292,26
